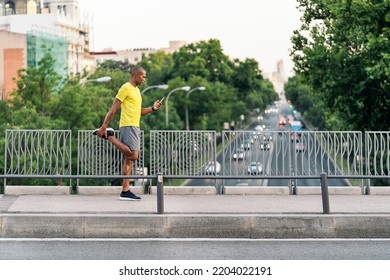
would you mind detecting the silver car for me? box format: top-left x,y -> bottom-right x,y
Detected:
204,161 -> 221,174
247,161 -> 263,175
232,148 -> 245,160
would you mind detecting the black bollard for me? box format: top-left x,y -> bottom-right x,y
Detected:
320,172 -> 330,214
157,173 -> 164,214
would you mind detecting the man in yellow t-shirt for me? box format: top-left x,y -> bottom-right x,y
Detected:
93,66 -> 163,201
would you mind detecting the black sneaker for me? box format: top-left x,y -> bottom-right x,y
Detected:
92,128 -> 114,140
119,190 -> 141,201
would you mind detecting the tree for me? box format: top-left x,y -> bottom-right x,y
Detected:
171,39 -> 234,83
291,0 -> 390,131
4,49 -> 69,130
285,75 -> 326,129
141,51 -> 174,86
167,39 -> 278,130
9,48 -> 63,119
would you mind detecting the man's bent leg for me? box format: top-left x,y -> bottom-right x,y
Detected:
108,136 -> 138,160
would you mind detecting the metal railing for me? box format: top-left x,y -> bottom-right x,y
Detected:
3,129 -> 389,185
3,129 -> 390,214
4,130 -> 72,185
77,130 -> 144,186
150,130 -> 217,176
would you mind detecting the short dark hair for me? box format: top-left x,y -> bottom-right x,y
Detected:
131,65 -> 146,76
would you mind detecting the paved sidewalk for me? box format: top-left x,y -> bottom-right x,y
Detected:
1,194 -> 390,239
1,194 -> 390,214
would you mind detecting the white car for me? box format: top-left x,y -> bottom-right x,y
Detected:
232,149 -> 245,160
204,161 -> 221,174
295,141 -> 305,152
247,162 -> 263,175
260,142 -> 270,150
241,140 -> 251,150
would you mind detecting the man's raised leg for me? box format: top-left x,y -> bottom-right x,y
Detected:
108,136 -> 139,160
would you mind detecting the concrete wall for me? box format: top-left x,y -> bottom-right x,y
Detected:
0,30 -> 26,99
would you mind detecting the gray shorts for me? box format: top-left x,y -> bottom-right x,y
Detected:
120,126 -> 141,151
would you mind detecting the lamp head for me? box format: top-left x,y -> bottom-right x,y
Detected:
181,86 -> 191,91
96,76 -> 111,83
158,85 -> 169,90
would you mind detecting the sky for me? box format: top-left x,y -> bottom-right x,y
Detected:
78,0 -> 302,76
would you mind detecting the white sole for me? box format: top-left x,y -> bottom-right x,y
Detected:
119,197 -> 141,201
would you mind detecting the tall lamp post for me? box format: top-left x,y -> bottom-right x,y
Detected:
79,76 -> 111,84
165,86 -> 191,127
141,84 -> 169,95
185,86 -> 206,130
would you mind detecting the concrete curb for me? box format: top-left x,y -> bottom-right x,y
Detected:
296,187 -> 362,195
149,186 -> 216,195
2,214 -> 390,239
368,187 -> 390,195
223,186 -> 289,195
77,186 -> 144,195
5,186 -> 71,195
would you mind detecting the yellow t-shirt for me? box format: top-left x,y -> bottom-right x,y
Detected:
115,82 -> 142,127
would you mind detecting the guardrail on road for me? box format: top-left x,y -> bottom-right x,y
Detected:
3,129 -> 389,191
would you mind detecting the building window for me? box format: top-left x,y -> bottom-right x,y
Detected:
27,0 -> 37,14
57,5 -> 67,16
5,1 -> 15,16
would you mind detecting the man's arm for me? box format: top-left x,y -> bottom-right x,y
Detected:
141,100 -> 163,115
97,98 -> 122,138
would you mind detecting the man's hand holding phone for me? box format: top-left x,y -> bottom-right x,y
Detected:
152,97 -> 164,112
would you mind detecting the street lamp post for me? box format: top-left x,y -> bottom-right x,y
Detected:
79,76 -> 111,84
165,86 -> 191,127
141,84 -> 169,95
185,86 -> 206,130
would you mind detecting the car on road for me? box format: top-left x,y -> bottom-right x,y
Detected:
204,161 -> 221,174
232,148 -> 245,160
295,141 -> 305,152
260,142 -> 270,150
247,161 -> 263,175
241,140 -> 251,150
254,124 -> 264,132
262,129 -> 273,141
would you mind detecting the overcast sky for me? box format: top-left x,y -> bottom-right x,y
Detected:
78,0 -> 302,76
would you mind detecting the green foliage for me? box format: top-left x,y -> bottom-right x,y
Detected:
149,39 -> 278,130
97,60 -> 133,72
172,39 -> 235,83
0,101 -> 10,175
285,75 -> 326,130
141,51 -> 174,85
291,0 -> 390,131
9,49 -> 63,123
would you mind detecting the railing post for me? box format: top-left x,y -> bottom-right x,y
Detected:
320,172 -> 330,214
157,173 -> 164,214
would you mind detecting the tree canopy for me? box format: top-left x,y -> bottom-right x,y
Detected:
291,0 -> 390,131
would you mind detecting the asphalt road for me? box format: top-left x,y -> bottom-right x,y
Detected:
1,238 -> 390,260
185,105 -> 349,189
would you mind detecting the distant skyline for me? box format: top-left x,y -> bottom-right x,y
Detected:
79,0 -> 302,76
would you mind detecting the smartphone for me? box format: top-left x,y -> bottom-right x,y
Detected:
159,97 -> 165,103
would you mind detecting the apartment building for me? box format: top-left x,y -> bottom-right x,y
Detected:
91,41 -> 187,66
0,0 -> 92,99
